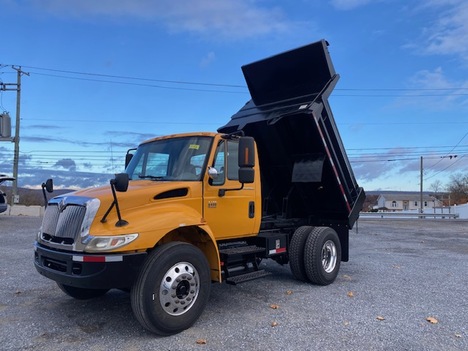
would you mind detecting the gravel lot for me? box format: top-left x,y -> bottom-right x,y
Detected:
1,216 -> 467,351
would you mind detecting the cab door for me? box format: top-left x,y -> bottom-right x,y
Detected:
203,139 -> 259,240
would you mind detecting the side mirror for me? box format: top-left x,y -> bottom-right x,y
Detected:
208,167 -> 218,180
125,148 -> 136,168
238,137 -> 255,167
238,137 -> 255,184
44,179 -> 53,193
112,173 -> 129,192
41,179 -> 53,208
239,168 -> 255,184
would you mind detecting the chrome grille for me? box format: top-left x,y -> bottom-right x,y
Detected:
56,205 -> 86,238
41,201 -> 87,241
41,205 -> 60,236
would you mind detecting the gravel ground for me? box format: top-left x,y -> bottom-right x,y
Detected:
0,216 -> 467,351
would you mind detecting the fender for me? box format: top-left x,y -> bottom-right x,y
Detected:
88,202 -> 222,282
158,224 -> 221,282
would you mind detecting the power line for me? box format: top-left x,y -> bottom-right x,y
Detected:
358,145 -> 468,151
424,155 -> 465,181
339,87 -> 468,91
11,149 -> 467,163
334,93 -> 468,97
348,154 -> 468,163
4,63 -> 468,97
340,121 -> 468,126
29,71 -> 247,94
20,65 -> 245,88
424,132 -> 468,171
23,118 -> 221,125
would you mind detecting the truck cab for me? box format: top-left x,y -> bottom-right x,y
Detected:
125,132 -> 262,242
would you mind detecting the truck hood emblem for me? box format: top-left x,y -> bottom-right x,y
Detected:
58,197 -> 68,212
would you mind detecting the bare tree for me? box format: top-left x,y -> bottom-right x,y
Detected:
446,173 -> 468,204
430,180 -> 443,195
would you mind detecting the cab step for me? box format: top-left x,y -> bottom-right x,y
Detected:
219,245 -> 265,267
219,245 -> 265,257
225,269 -> 272,285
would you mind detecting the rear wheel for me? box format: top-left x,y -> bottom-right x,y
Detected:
57,283 -> 109,300
131,242 -> 211,335
304,227 -> 341,285
289,226 -> 314,282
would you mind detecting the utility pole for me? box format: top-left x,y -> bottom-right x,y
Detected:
0,65 -> 29,204
420,156 -> 423,215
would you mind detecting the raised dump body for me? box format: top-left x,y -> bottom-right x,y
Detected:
219,40 -> 364,235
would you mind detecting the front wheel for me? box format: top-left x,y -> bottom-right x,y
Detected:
304,227 -> 341,285
131,242 -> 211,335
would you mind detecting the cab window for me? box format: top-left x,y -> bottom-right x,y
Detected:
211,140 -> 239,186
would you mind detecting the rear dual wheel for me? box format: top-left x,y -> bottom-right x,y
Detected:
289,226 -> 312,281
289,226 -> 341,285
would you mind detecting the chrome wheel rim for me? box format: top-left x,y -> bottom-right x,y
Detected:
321,240 -> 337,273
159,262 -> 199,316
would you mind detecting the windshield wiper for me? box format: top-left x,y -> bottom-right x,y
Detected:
138,175 -> 166,181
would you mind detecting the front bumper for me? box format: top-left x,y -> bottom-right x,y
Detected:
34,242 -> 147,289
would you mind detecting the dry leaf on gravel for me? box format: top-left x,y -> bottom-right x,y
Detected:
376,316 -> 385,321
347,291 -> 354,298
426,317 -> 438,324
196,339 -> 207,345
286,290 -> 293,295
270,304 -> 279,310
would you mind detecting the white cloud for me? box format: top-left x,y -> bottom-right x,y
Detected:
415,0 -> 468,63
411,67 -> 455,89
29,0 -> 293,40
352,147 -> 415,182
407,67 -> 468,107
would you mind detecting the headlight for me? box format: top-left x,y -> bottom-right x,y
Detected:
83,233 -> 138,252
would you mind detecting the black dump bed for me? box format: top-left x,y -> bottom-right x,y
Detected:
219,39 -> 365,229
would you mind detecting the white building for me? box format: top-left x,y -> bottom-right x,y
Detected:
376,192 -> 442,211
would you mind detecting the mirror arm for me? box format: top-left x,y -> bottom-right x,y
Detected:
101,178 -> 128,227
218,183 -> 244,197
41,179 -> 53,208
100,201 -> 115,224
41,185 -> 48,209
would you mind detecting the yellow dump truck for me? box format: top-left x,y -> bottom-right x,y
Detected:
34,39 -> 365,335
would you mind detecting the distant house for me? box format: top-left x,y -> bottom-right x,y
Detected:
376,192 -> 442,211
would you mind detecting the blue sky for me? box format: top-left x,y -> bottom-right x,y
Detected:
0,0 -> 467,192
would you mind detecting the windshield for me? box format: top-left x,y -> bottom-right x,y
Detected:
125,136 -> 213,181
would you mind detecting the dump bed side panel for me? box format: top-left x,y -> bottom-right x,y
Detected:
219,40 -> 364,228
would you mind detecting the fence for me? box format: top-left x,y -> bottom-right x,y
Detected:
360,212 -> 459,219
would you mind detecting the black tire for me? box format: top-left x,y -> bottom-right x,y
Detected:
57,283 -> 109,300
304,227 -> 341,286
131,242 -> 211,335
289,226 -> 314,282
